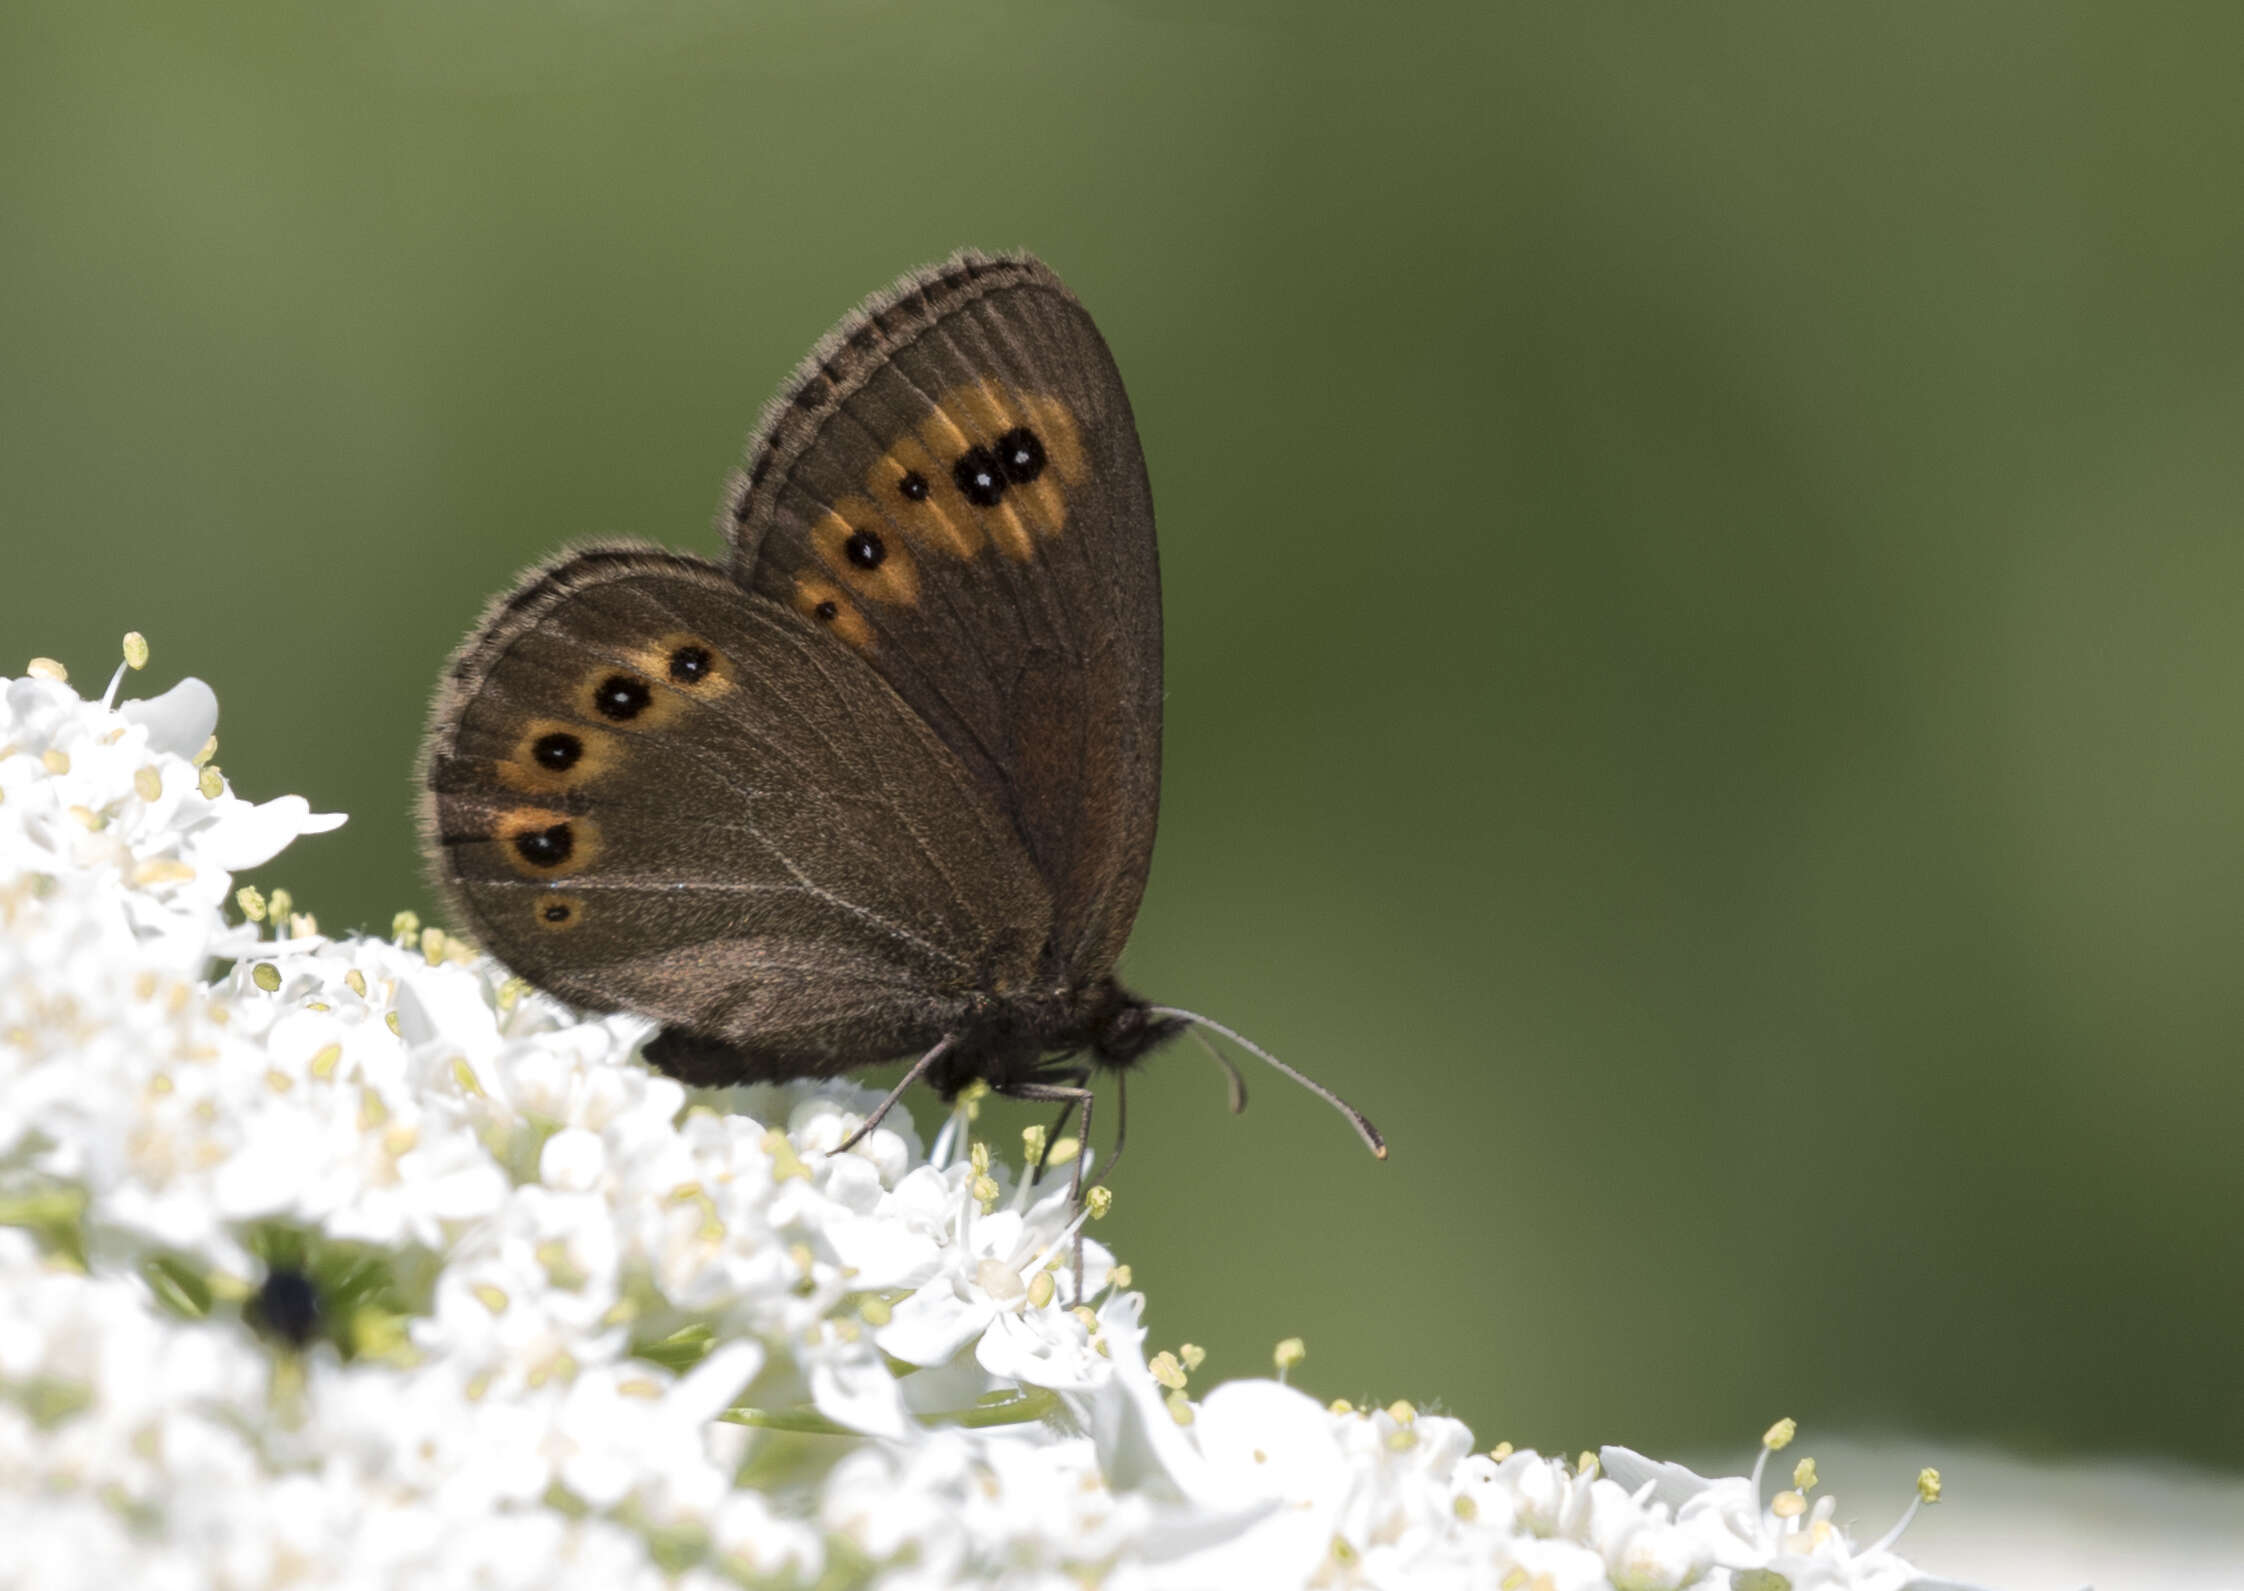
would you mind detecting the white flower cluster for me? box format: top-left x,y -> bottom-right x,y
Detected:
0,645 -> 1972,1591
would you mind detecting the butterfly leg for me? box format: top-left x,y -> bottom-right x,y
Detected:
1027,1097 -> 1079,1187
1003,1072 -> 1095,1301
833,1033 -> 960,1155
1084,1070 -> 1127,1192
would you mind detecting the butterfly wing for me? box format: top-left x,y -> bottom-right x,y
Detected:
420,544 -> 1052,1079
723,251 -> 1161,982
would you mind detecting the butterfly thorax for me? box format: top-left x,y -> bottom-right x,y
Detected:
927,977 -> 1187,1098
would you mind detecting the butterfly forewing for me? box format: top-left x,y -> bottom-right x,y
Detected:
421,547 -> 1051,1076
723,252 -> 1163,980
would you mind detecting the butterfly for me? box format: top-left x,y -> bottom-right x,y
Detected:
419,250 -> 1382,1231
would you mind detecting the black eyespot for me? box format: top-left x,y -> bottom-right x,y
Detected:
533,732 -> 582,771
953,445 -> 1006,506
997,426 -> 1046,483
898,470 -> 929,502
844,529 -> 886,570
593,675 -> 650,721
814,599 -> 839,622
668,644 -> 712,684
542,901 -> 573,924
513,822 -> 574,868
247,1266 -> 322,1349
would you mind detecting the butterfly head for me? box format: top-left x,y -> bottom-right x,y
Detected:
1084,990 -> 1189,1070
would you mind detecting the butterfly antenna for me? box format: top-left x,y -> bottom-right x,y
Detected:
1184,1025 -> 1249,1115
1148,1008 -> 1385,1159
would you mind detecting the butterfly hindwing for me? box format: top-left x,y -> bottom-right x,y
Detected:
723,251 -> 1163,981
420,544 -> 1052,1077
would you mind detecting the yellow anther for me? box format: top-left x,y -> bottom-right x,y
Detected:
344,969 -> 367,998
1917,1467 -> 1942,1504
382,1123 -> 417,1157
463,1369 -> 494,1402
263,1068 -> 294,1094
357,1088 -> 389,1130
27,657 -> 67,682
1149,1351 -> 1187,1390
1793,1457 -> 1818,1491
1070,1305 -> 1098,1332
384,1010 -> 401,1036
130,858 -> 195,886
250,963 -> 281,993
495,976 -> 528,1013
390,910 -> 420,944
121,633 -> 149,670
192,734 -> 217,767
1045,1135 -> 1080,1168
832,1317 -> 860,1342
1022,1123 -> 1048,1163
1771,1489 -> 1806,1520
760,1127 -> 810,1182
1165,1390 -> 1194,1426
1026,1271 -> 1054,1308
449,1057 -> 484,1097
1387,1399 -> 1417,1425
858,1295 -> 893,1327
1180,1343 -> 1206,1372
969,1140 -> 991,1175
68,805 -> 102,830
1329,1537 -> 1359,1568
266,888 -> 292,925
290,912 -> 317,938
1453,1493 -> 1479,1522
1577,1451 -> 1599,1478
419,926 -> 446,966
471,1283 -> 508,1315
1388,1425 -> 1419,1452
788,1242 -> 815,1277
237,886 -> 267,922
198,766 -> 224,799
41,749 -> 69,775
1085,1185 -> 1113,1220
1490,1441 -> 1515,1460
1330,1399 -> 1353,1415
1273,1337 -> 1306,1373
1110,1264 -> 1131,1288
970,1175 -> 1000,1212
134,766 -> 162,802
1763,1417 -> 1797,1451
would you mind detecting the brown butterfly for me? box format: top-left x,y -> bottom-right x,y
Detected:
419,250 -> 1382,1225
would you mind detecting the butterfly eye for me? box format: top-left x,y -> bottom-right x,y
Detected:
997,427 -> 1046,483
532,732 -> 582,771
592,675 -> 651,722
668,645 -> 712,684
844,529 -> 886,570
953,445 -> 1007,506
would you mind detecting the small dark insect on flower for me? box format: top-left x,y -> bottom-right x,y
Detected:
246,1265 -> 324,1349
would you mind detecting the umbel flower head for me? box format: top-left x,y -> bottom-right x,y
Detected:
0,639 -> 1977,1590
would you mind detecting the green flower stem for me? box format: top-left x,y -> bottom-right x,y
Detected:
720,1386 -> 1060,1436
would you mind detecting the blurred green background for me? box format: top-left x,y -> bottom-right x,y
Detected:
6,2 -> 2241,1472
